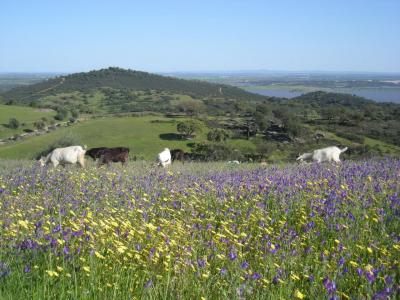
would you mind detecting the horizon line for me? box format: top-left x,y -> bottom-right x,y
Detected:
1,68 -> 400,75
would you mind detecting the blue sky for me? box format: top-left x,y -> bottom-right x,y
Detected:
1,0 -> 399,73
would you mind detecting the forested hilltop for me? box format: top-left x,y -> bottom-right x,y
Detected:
1,67 -> 267,105
0,67 -> 399,161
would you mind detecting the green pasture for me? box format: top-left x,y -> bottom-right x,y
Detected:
0,104 -> 55,139
0,116 -> 206,160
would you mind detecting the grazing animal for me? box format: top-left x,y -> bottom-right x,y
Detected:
99,147 -> 130,166
297,146 -> 348,163
39,145 -> 86,168
228,160 -> 240,164
170,149 -> 186,163
86,147 -> 108,160
157,148 -> 171,168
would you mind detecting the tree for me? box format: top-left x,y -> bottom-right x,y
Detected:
207,129 -> 229,142
8,118 -> 20,129
54,108 -> 68,121
174,99 -> 205,116
71,110 -> 80,119
34,120 -> 46,130
177,120 -> 202,138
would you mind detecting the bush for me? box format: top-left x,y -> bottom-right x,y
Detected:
177,120 -> 202,138
8,118 -> 20,129
33,120 -> 46,130
207,129 -> 229,142
335,131 -> 365,144
191,143 -> 243,161
54,108 -> 68,121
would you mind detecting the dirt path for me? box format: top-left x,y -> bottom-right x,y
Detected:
36,77 -> 65,94
20,77 -> 65,100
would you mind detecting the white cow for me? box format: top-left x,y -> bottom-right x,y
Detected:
227,160 -> 240,164
297,146 -> 348,163
40,145 -> 86,168
157,148 -> 171,168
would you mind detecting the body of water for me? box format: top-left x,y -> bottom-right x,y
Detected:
249,87 -> 400,103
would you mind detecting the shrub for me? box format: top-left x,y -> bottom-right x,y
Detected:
192,143 -> 243,161
33,120 -> 46,130
8,118 -> 20,129
54,108 -> 68,121
177,120 -> 202,138
207,129 -> 229,142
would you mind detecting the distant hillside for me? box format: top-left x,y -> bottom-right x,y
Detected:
1,67 -> 267,106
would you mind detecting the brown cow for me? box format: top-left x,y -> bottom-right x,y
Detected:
170,149 -> 186,164
86,147 -> 108,160
99,147 -> 130,166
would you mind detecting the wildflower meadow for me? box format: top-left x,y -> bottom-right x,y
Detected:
0,159 -> 399,299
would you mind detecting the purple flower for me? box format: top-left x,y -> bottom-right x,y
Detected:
240,261 -> 249,269
220,268 -> 227,276
323,277 -> 337,294
24,265 -> 31,273
0,262 -> 11,278
144,279 -> 153,288
252,272 -> 262,280
197,259 -> 206,268
72,229 -> 83,237
63,246 -> 70,255
365,271 -> 375,283
228,252 -> 237,261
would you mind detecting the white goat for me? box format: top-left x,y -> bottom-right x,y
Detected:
157,148 -> 171,168
40,145 -> 86,168
297,146 -> 348,163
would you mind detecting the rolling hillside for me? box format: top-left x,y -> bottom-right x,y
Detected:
0,116 -> 207,159
1,67 -> 268,106
0,68 -> 399,162
0,104 -> 55,139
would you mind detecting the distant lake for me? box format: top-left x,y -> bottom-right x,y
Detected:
248,87 -> 400,104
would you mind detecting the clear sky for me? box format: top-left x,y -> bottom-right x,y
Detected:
1,0 -> 399,73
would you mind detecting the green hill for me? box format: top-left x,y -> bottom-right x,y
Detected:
1,67 -> 267,108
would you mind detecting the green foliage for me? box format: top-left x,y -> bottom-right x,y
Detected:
71,109 -> 80,119
174,99 -> 206,116
33,120 -> 46,130
335,131 -> 365,144
255,139 -> 276,157
1,67 -> 267,106
177,120 -> 202,138
207,129 -> 229,142
192,142 -> 243,161
7,118 -> 20,129
54,108 -> 68,121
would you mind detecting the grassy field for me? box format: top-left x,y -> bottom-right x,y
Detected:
0,159 -> 398,299
0,116 -> 202,159
0,115 -> 260,160
0,104 -> 55,139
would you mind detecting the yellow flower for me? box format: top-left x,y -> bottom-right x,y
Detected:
83,266 -> 91,273
367,247 -> 373,254
18,220 -> 29,229
350,261 -> 359,267
56,266 -> 63,272
295,290 -> 305,299
95,251 -> 105,259
291,274 -> 300,281
46,270 -> 59,277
